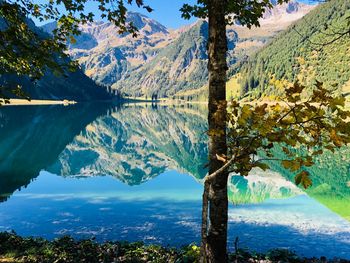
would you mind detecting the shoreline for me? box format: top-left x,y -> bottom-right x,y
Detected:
0,232 -> 348,263
0,99 -> 77,106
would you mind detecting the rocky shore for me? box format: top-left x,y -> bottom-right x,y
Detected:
0,232 -> 349,263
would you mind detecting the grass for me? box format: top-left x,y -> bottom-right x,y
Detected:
226,74 -> 242,100
343,80 -> 350,101
171,75 -> 242,103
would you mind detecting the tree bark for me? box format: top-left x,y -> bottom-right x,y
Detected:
201,0 -> 229,262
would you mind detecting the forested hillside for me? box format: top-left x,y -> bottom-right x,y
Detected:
171,1 -> 315,101
113,20 -> 213,97
223,0 -> 350,222
235,0 -> 350,100
1,17 -> 112,101
10,69 -> 113,101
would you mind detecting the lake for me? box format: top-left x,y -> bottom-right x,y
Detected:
0,102 -> 349,259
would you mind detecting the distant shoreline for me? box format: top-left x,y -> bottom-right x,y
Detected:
0,99 -> 77,106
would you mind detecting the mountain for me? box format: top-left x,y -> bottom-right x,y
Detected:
1,17 -> 112,101
229,0 -> 350,217
113,20 -> 214,97
171,1 -> 316,101
128,0 -> 313,98
233,0 -> 350,101
41,12 -> 176,88
12,69 -> 113,101
263,0 -> 314,21
41,1 -> 315,98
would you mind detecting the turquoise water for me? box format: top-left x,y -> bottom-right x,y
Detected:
0,103 -> 349,259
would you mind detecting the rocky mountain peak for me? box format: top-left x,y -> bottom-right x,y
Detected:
126,11 -> 169,35
262,0 -> 315,22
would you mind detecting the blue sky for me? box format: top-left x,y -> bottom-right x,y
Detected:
35,0 -> 320,29
126,0 -> 197,29
86,0 -> 319,28
34,0 -> 198,28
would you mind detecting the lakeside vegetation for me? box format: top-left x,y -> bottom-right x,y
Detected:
1,232 -> 348,263
237,0 -> 350,100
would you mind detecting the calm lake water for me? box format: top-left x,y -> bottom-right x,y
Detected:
0,103 -> 349,259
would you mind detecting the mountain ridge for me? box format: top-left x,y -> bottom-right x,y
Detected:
233,0 -> 350,101
40,1 -> 315,98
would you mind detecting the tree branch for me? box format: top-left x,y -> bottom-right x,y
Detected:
204,155 -> 236,183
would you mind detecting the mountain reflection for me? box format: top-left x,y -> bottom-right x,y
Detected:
48,104 -> 209,185
0,103 -> 349,222
0,103 -> 111,202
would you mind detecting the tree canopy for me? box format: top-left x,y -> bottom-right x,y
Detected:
219,81 -> 350,188
0,0 -> 152,101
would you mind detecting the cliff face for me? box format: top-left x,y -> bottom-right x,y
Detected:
42,12 -> 176,88
113,20 -> 216,97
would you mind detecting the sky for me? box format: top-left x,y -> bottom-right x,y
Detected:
126,0 -> 197,29
133,0 -> 320,28
34,0 -> 198,28
35,0 -> 320,29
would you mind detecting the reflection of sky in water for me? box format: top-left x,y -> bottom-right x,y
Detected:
0,170 -> 349,259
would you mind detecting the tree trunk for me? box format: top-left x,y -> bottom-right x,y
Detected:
201,0 -> 228,262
